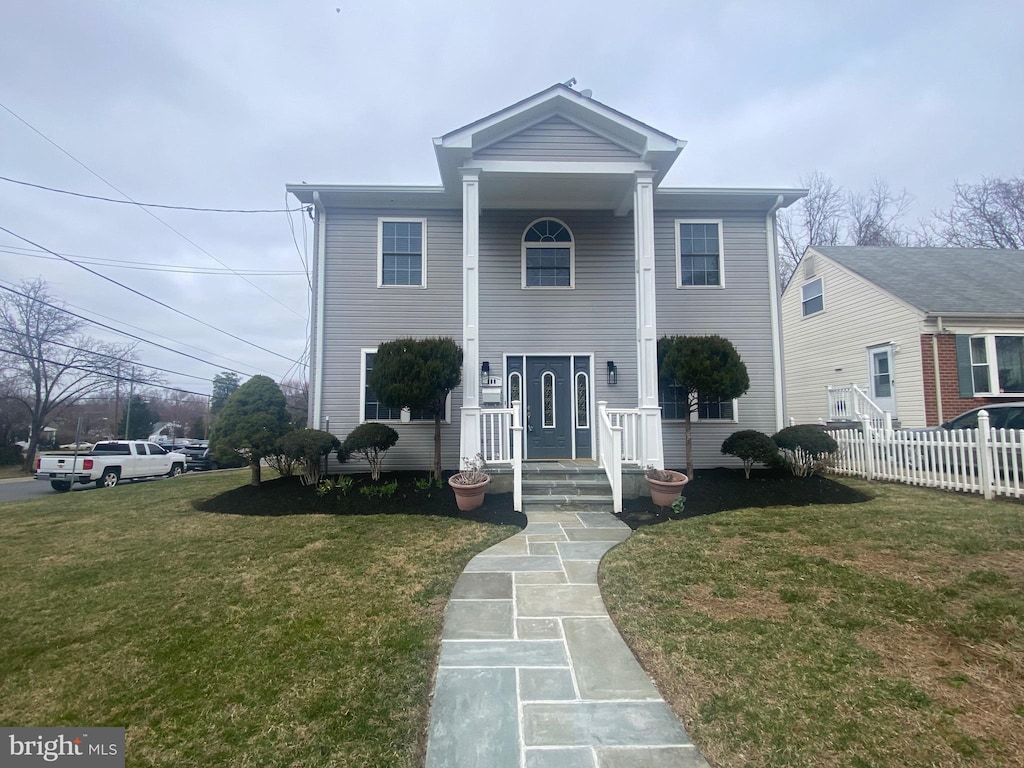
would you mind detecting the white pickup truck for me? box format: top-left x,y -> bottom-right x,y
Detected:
35,440 -> 188,492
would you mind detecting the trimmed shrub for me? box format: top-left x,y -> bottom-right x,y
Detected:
721,430 -> 778,479
340,423 -> 399,481
278,428 -> 340,486
773,424 -> 839,477
0,445 -> 23,466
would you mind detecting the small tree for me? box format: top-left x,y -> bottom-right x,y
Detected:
340,423 -> 399,481
369,337 -> 462,484
209,375 -> 291,487
773,424 -> 838,477
278,428 -> 339,485
721,430 -> 778,479
659,335 -> 750,479
118,395 -> 159,440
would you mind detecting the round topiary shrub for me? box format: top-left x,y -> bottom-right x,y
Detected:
773,424 -> 839,477
721,429 -> 778,479
340,422 -> 399,481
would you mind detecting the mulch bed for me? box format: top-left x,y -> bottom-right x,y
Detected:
196,467 -> 871,531
618,467 -> 873,529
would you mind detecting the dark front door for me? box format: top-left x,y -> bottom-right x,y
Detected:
525,356 -> 573,459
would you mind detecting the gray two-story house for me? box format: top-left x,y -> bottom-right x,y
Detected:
288,83 -> 803,481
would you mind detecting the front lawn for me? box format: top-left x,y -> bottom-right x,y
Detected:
602,478 -> 1024,767
0,470 -> 518,767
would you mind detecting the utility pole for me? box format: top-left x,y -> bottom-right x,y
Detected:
124,367 -> 135,439
113,362 -> 121,439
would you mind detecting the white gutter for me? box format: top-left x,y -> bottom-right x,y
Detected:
766,194 -> 786,431
312,191 -> 327,430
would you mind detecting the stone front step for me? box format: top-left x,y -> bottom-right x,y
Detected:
522,495 -> 614,512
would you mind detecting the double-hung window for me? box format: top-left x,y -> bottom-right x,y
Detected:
361,350 -> 435,421
676,220 -> 724,287
378,218 -> 426,287
967,335 -> 1024,395
801,278 -> 824,316
658,383 -> 737,422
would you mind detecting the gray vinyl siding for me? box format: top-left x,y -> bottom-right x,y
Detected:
656,212 -> 779,470
475,116 -> 638,161
479,210 -> 639,450
318,208 -> 463,470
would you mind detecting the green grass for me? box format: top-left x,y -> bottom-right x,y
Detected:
0,470 -> 516,767
602,479 -> 1024,768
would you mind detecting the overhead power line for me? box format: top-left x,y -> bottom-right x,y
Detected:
0,175 -> 309,214
0,100 -> 305,319
0,346 -> 210,399
1,244 -> 305,275
0,225 -> 301,365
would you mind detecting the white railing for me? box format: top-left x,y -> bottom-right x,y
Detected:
479,400 -> 523,511
829,411 -> 1023,500
596,401 -> 624,513
827,383 -> 892,430
605,408 -> 643,465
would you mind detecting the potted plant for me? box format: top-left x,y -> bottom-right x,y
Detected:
448,455 -> 490,511
645,466 -> 689,507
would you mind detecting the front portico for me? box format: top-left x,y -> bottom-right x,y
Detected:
436,84 -> 686,470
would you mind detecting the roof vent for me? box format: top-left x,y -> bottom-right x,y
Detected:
581,89 -> 593,98
804,254 -> 816,278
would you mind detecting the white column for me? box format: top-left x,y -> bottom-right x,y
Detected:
459,168 -> 482,469
634,171 -> 664,469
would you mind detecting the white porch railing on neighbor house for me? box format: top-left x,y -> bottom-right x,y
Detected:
829,412 -> 1023,500
479,400 -> 523,511
827,383 -> 893,430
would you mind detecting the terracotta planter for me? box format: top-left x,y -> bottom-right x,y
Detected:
646,470 -> 689,507
448,475 -> 490,511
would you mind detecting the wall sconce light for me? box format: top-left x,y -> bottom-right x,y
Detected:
481,361 -> 490,377
607,361 -> 617,386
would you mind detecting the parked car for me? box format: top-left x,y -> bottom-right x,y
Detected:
183,441 -> 218,471
937,402 -> 1024,432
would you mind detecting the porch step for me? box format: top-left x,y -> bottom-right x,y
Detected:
520,461 -> 614,513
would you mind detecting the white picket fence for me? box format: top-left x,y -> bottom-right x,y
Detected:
829,412 -> 1024,499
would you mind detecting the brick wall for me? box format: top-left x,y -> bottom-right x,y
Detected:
920,334 -> 1006,425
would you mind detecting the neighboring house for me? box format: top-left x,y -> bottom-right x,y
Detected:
781,246 -> 1024,428
288,83 -> 804,472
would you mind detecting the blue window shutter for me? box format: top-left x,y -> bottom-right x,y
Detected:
955,335 -> 974,398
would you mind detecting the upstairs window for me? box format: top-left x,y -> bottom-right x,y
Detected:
676,220 -> 724,287
801,277 -> 824,316
378,218 -> 426,287
523,218 -> 574,288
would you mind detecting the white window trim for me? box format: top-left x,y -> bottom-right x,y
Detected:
377,217 -> 427,288
659,387 -> 740,423
359,348 -> 450,423
969,334 -> 1024,397
801,276 -> 825,317
675,218 -> 725,289
521,217 -> 576,290
541,370 -> 556,428
574,371 -> 591,430
507,371 -> 523,408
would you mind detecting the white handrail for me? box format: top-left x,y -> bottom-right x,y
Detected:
827,383 -> 892,430
479,402 -> 523,512
605,408 -> 642,465
597,401 -> 623,513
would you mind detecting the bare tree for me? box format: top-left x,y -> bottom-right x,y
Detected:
927,174 -> 1024,248
846,178 -> 913,247
281,378 -> 309,428
778,171 -> 845,286
0,279 -> 130,472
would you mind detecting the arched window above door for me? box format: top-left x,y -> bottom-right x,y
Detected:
522,218 -> 574,289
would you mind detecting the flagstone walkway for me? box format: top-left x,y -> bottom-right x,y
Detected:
425,504 -> 709,768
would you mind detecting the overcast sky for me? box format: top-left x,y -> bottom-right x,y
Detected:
2,0 -> 1021,400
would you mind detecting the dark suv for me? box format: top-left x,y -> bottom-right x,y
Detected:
940,402 -> 1024,431
183,441 -> 218,471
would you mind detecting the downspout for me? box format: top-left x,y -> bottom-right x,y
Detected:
932,315 -> 944,425
765,194 -> 786,432
312,191 -> 327,430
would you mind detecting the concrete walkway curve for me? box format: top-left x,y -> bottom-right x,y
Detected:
425,504 -> 710,768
